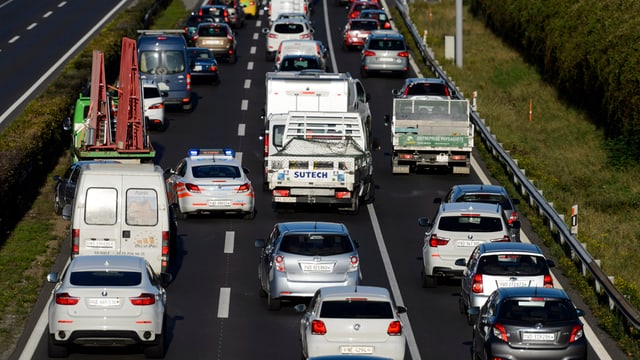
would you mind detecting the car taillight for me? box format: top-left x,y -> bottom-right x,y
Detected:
149,103 -> 164,110
383,22 -> 390,29
399,153 -> 414,160
387,320 -> 402,335
263,133 -> 270,156
162,231 -> 170,256
130,293 -> 156,306
428,234 -> 449,247
349,256 -> 359,271
492,323 -> 508,342
471,273 -> 483,293
268,33 -> 278,39
311,320 -> 326,335
236,183 -> 251,193
543,274 -> 554,288
363,50 -> 376,57
569,324 -> 584,342
273,189 -> 290,197
209,65 -> 217,72
192,34 -> 199,41
227,35 -> 234,41
397,51 -> 409,57
275,255 -> 285,271
300,34 -> 311,39
186,72 -> 191,92
349,12 -> 358,18
508,211 -> 518,224
186,183 -> 202,193
55,293 -> 80,305
491,235 -> 511,242
71,228 -> 79,255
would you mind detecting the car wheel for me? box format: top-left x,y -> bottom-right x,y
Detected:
176,205 -> 188,220
360,67 -> 368,78
54,195 -> 63,215
229,53 -> 237,64
421,269 -> 437,288
467,311 -> 476,326
267,293 -> 281,311
458,296 -> 466,314
243,208 -> 256,220
47,332 -> 69,358
258,277 -> 267,298
143,323 -> 166,358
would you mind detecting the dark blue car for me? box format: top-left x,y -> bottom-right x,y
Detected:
187,47 -> 220,84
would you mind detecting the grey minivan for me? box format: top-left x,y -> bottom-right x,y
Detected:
137,30 -> 192,111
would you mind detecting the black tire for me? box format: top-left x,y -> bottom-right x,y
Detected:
244,208 -> 256,220
258,277 -> 267,298
360,67 -> 369,78
229,53 -> 237,64
176,205 -> 188,220
54,196 -> 63,215
267,293 -> 281,310
144,328 -> 166,358
458,296 -> 466,314
421,269 -> 437,288
48,333 -> 69,358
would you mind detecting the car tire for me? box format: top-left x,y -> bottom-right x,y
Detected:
360,67 -> 368,78
267,293 -> 281,311
176,205 -> 188,220
421,269 -> 437,288
143,323 -> 166,358
243,209 -> 256,220
54,195 -> 63,215
229,53 -> 237,64
258,278 -> 267,298
47,332 -> 69,358
458,296 -> 466,314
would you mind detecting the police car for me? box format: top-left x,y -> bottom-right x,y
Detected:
165,148 -> 256,219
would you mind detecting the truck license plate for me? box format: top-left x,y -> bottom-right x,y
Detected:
436,154 -> 449,162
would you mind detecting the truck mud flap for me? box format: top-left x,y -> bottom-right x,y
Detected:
452,166 -> 470,174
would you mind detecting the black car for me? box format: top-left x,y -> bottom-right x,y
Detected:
473,287 -> 587,360
187,47 -> 220,83
53,161 -> 119,215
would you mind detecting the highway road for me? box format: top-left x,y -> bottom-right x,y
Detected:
6,0 -> 621,359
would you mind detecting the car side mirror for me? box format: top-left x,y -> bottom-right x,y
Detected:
396,305 -> 407,314
417,217 -> 430,227
62,117 -> 72,131
294,303 -> 307,312
366,93 -> 371,102
433,197 -> 442,204
160,273 -> 173,287
383,114 -> 390,126
47,272 -> 60,283
454,258 -> 466,267
255,239 -> 266,248
262,27 -> 269,33
391,89 -> 401,97
576,308 -> 585,317
243,167 -> 250,174
546,259 -> 556,268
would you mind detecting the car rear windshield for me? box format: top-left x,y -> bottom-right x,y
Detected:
192,165 -> 240,178
367,39 -> 405,51
478,254 -> 547,276
70,271 -> 142,286
498,299 -> 578,323
199,26 -> 228,37
274,23 -> 304,34
350,21 -> 378,31
143,86 -> 161,99
320,300 -> 394,318
279,234 -> 354,256
456,194 -> 512,210
438,215 -> 503,232
279,57 -> 319,71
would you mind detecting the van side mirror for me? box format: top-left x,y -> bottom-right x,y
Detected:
391,89 -> 402,97
261,28 -> 269,33
62,204 -> 72,221
383,114 -> 390,126
62,117 -> 72,131
160,273 -> 173,287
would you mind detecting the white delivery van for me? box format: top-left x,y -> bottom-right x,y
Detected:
62,163 -> 177,274
268,0 -> 309,25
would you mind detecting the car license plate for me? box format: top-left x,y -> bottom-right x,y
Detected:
436,154 -> 449,162
88,298 -> 120,307
206,40 -> 222,45
378,57 -> 393,62
456,240 -> 482,247
497,280 -> 530,287
340,346 -> 374,354
274,196 -> 297,203
300,263 -> 334,272
208,200 -> 231,207
522,332 -> 555,341
86,240 -> 114,248
193,65 -> 202,71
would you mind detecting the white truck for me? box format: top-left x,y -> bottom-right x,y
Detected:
385,98 -> 474,174
261,70 -> 372,189
268,0 -> 309,25
266,111 -> 374,214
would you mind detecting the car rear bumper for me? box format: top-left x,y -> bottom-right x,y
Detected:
270,272 -> 359,299
306,336 -> 406,360
488,338 -> 587,360
50,329 -> 161,346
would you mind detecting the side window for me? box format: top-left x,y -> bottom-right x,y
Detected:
468,247 -> 479,270
308,290 -> 321,315
176,160 -> 187,177
356,81 -> 366,103
146,263 -> 159,286
85,188 -> 117,225
70,167 -> 82,183
126,189 -> 158,226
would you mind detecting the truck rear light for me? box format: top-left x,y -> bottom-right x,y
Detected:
471,274 -> 483,293
387,320 -> 402,335
397,51 -> 409,57
399,153 -> 414,160
311,320 -> 326,335
130,293 -> 156,306
273,189 -> 289,197
55,293 -> 80,305
185,183 -> 202,193
451,154 -> 466,160
428,234 -> 449,247
363,50 -> 376,57
543,274 -> 554,288
263,133 -> 270,156
569,324 -> 584,342
236,183 -> 251,193
335,191 -> 351,199
71,228 -> 79,255
186,73 -> 191,92
162,231 -> 170,256
274,255 -> 285,271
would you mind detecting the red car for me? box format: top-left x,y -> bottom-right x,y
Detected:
342,19 -> 380,50
347,1 -> 381,19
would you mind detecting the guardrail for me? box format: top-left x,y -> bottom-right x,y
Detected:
391,0 -> 640,330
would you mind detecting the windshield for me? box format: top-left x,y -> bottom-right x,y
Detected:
139,50 -> 186,75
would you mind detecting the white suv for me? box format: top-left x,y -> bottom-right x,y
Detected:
418,202 -> 520,288
262,19 -> 314,60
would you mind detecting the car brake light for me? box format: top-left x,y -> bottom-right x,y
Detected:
186,72 -> 191,92
471,273 -> 483,293
349,256 -> 359,271
192,34 -> 199,41
149,103 -> 164,110
227,35 -> 234,41
428,234 -> 449,247
508,211 -> 518,224
71,228 -> 79,255
311,320 -> 326,335
268,33 -> 278,39
186,183 -> 202,193
130,293 -> 156,306
162,231 -> 170,256
387,320 -> 402,335
490,235 -> 511,242
543,274 -> 554,288
275,255 -> 285,271
55,293 -> 80,305
363,50 -> 376,57
383,22 -> 390,29
398,51 -> 409,57
273,189 -> 290,197
569,324 -> 584,342
300,34 -> 311,39
492,323 -> 508,342
236,183 -> 251,193
209,65 -> 217,72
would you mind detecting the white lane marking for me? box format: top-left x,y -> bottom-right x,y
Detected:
256,19 -> 262,27
367,204 -> 422,360
247,61 -> 254,70
250,46 -> 256,54
43,11 -> 53,18
241,99 -> 248,110
236,152 -> 243,165
57,1 -> 66,7
224,231 -> 235,253
26,23 -> 37,30
217,287 -> 231,318
253,32 -> 259,40
8,35 -> 19,43
244,79 -> 251,88
237,123 -> 246,137
0,0 -> 15,10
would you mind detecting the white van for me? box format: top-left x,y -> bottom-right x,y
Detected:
62,163 -> 177,274
274,39 -> 328,71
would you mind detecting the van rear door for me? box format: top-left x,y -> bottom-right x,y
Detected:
78,174 -> 122,257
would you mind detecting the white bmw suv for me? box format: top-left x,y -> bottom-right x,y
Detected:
418,202 -> 520,288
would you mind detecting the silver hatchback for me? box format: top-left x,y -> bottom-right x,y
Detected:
360,30 -> 408,77
255,222 -> 361,310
